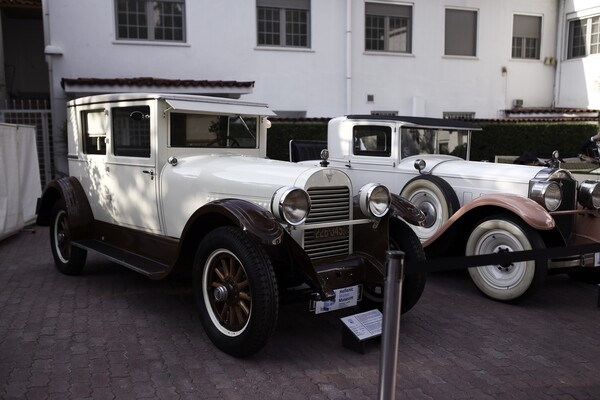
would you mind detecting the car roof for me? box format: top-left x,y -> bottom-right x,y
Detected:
346,115 -> 482,130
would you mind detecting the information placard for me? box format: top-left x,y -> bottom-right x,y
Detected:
340,309 -> 382,340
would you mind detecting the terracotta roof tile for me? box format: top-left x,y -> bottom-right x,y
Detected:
61,77 -> 254,90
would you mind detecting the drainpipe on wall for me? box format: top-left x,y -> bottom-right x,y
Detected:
553,0 -> 565,108
346,0 -> 352,115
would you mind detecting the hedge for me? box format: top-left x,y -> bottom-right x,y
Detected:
267,120 -> 598,162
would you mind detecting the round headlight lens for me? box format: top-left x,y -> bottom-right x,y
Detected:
272,187 -> 311,226
579,180 -> 600,209
359,183 -> 391,218
530,181 -> 562,212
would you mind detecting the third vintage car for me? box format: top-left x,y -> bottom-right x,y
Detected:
294,115 -> 600,302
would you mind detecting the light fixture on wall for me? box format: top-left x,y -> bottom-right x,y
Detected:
543,57 -> 556,65
501,66 -> 507,76
44,45 -> 63,56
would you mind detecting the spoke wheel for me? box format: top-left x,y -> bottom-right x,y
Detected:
194,226 -> 278,357
203,249 -> 252,336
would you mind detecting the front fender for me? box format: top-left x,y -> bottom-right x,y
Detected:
390,193 -> 426,227
181,198 -> 285,247
424,193 -> 556,257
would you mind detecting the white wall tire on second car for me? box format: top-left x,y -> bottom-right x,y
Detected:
466,215 -> 547,301
400,175 -> 459,242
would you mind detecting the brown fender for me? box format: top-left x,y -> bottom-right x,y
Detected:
181,198 -> 285,246
36,177 -> 94,239
424,193 -> 555,251
390,193 -> 426,227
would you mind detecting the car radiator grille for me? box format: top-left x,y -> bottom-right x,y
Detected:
303,186 -> 351,260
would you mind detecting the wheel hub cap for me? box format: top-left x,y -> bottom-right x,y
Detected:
418,201 -> 437,228
213,285 -> 229,302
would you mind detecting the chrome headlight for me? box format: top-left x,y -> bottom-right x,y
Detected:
579,180 -> 600,209
271,187 -> 311,226
359,183 -> 391,218
530,181 -> 562,211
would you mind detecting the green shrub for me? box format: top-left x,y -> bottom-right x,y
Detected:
266,119 -> 598,162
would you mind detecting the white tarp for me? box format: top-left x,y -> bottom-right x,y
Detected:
0,124 -> 41,240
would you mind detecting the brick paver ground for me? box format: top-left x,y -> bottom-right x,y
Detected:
1,227 -> 600,399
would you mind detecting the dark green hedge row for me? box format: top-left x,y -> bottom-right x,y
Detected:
266,120 -> 598,162
471,123 -> 598,161
267,122 -> 328,161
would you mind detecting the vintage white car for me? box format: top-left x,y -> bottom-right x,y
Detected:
35,94 -> 427,357
294,115 -> 600,302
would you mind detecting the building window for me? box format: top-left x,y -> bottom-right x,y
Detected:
443,112 -> 475,120
115,0 -> 185,42
445,8 -> 477,57
257,0 -> 310,48
365,3 -> 412,53
512,15 -> 541,59
567,15 -> 600,59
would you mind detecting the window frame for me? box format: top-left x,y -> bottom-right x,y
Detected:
256,0 -> 311,48
115,0 -> 186,42
111,105 -> 152,158
364,2 -> 413,54
82,110 -> 107,155
352,125 -> 392,158
444,8 -> 478,57
512,14 -> 542,60
567,14 -> 600,59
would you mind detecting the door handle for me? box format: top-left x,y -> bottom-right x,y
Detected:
142,170 -> 155,180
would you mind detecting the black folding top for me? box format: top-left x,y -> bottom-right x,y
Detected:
346,115 -> 482,130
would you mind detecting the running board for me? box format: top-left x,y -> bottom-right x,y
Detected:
73,239 -> 170,278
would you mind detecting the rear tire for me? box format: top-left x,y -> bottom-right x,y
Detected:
50,200 -> 87,275
466,214 -> 547,301
193,226 -> 279,357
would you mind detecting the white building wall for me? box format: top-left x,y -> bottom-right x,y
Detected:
42,0 -> 598,172
555,0 -> 600,109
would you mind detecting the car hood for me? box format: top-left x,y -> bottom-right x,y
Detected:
400,155 -> 547,182
162,153 -> 351,200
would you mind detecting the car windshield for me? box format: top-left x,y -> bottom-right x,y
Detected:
169,113 -> 258,148
401,127 -> 469,159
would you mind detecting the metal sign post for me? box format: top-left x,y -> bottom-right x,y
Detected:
378,250 -> 404,400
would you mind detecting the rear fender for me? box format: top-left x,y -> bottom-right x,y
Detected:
36,177 -> 94,239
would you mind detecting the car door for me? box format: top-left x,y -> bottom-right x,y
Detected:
104,104 -> 162,234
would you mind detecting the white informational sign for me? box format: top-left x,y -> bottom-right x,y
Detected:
595,252 -> 600,267
340,309 -> 382,340
312,285 -> 361,314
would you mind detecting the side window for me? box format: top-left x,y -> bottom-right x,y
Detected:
82,110 -> 107,155
112,106 -> 151,158
401,128 -> 435,158
353,125 -> 391,157
170,113 -> 258,148
445,8 -> 478,57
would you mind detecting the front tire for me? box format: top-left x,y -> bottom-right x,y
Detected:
466,215 -> 547,301
193,226 -> 279,357
50,200 -> 87,275
362,221 -> 427,314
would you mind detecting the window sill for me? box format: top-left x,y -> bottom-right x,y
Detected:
442,55 -> 479,61
254,46 -> 315,53
363,51 -> 414,57
113,40 -> 190,48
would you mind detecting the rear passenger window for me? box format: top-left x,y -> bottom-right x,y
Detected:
112,106 -> 151,157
